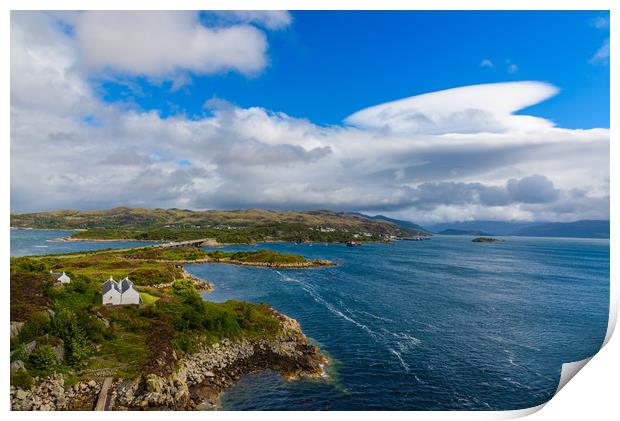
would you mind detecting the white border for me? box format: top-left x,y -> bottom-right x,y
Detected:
2,1 -> 616,420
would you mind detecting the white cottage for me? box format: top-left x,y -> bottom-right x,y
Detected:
119,277 -> 141,305
101,276 -> 141,306
50,270 -> 71,284
102,277 -> 122,305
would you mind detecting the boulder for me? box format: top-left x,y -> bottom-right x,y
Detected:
10,322 -> 25,339
24,340 -> 37,353
15,389 -> 29,400
10,360 -> 25,372
95,312 -> 110,328
145,374 -> 164,393
52,341 -> 65,362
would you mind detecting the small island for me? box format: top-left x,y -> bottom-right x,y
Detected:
471,237 -> 505,243
10,245 -> 331,410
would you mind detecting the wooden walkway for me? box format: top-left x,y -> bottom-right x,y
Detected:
94,377 -> 113,411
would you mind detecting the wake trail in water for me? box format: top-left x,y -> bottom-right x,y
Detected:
273,270 -> 421,373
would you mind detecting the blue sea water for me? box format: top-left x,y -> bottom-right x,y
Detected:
10,230 -> 609,410
10,229 -> 160,257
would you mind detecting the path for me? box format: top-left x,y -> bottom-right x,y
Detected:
94,377 -> 113,411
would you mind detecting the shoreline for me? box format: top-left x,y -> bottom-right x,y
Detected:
11,311 -> 328,411
46,234 -> 393,247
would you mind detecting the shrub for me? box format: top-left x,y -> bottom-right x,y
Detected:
10,257 -> 47,274
17,311 -> 52,344
10,369 -> 33,389
50,309 -> 93,366
170,279 -> 197,301
68,274 -> 93,294
29,344 -> 58,371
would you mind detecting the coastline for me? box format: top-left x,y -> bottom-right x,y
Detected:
11,310 -> 327,411
179,258 -> 336,269
48,237 -> 160,243
10,236 -> 332,411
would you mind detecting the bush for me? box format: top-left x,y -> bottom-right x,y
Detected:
50,309 -> 93,366
17,312 -> 52,344
29,344 -> 58,371
10,257 -> 48,274
170,279 -> 197,301
10,369 -> 33,389
68,274 -> 93,294
127,268 -> 174,286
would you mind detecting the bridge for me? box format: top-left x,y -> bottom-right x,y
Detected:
157,238 -> 211,248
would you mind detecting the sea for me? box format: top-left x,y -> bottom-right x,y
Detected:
10,229 -> 610,410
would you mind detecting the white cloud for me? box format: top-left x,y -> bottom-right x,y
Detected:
480,59 -> 494,68
344,81 -> 558,134
72,11 -> 269,78
10,12 -> 95,115
590,39 -> 610,64
211,11 -> 292,30
9,11 -> 610,224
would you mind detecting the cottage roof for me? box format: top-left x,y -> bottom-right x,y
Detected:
120,277 -> 135,293
50,271 -> 63,280
102,278 -> 120,295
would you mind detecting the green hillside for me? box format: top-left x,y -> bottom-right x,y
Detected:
11,207 -> 418,243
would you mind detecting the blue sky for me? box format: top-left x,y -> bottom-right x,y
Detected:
100,11 -> 610,129
10,11 -> 610,222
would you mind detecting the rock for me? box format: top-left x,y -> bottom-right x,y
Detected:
46,309 -> 56,318
87,380 -> 97,388
145,374 -> 165,393
10,360 -> 25,372
10,322 -> 25,339
195,401 -> 216,410
56,396 -> 66,408
52,342 -> 65,362
95,312 -> 110,328
15,389 -> 29,400
24,340 -> 37,353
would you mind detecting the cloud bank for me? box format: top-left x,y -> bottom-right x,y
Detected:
10,11 -> 609,223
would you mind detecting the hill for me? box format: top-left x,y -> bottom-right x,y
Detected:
437,229 -> 493,236
429,220 -> 609,239
512,220 -> 609,239
352,213 -> 430,235
10,207 -> 414,243
428,221 -> 533,235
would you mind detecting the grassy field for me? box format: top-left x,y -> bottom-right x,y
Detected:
10,249 -> 285,388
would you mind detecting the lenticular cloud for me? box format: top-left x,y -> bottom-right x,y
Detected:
345,81 -> 559,135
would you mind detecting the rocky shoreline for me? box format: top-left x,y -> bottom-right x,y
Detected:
187,259 -> 336,269
11,312 -> 327,411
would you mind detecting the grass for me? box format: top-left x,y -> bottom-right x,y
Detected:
139,292 -> 159,306
206,249 -> 306,264
10,249 -> 287,385
12,253 -> 185,287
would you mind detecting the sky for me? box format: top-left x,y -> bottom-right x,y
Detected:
10,10 -> 610,223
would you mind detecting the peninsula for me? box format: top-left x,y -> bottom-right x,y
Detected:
10,245 -> 331,410
10,207 -> 424,244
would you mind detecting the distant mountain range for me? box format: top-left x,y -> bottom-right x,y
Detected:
427,220 -> 609,239
352,214 -> 430,235
10,207 -> 609,239
510,220 -> 610,238
436,229 -> 493,236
